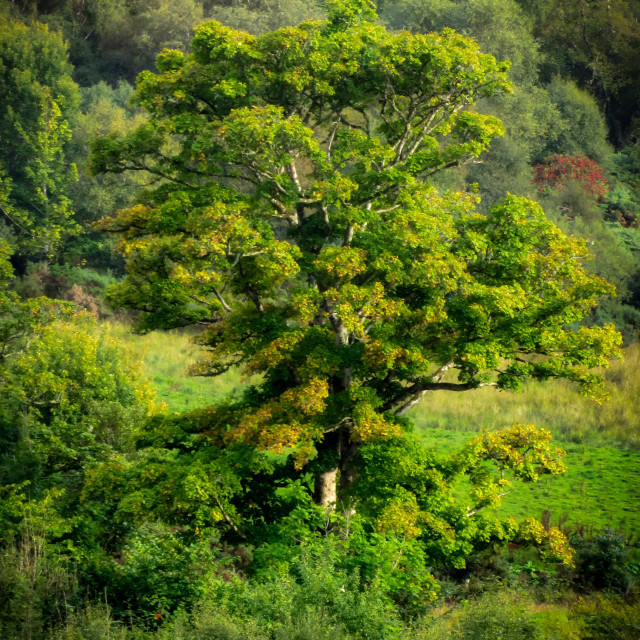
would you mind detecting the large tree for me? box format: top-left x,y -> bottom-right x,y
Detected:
0,16 -> 80,263
93,0 -> 620,507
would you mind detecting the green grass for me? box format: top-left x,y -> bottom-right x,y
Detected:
408,347 -> 640,536
107,321 -> 640,536
104,322 -> 254,412
408,345 -> 640,449
416,427 -> 640,537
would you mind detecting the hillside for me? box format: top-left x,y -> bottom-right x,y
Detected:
1,2 -> 640,639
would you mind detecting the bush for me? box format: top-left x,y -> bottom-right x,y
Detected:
571,530 -> 631,592
544,78 -> 613,167
216,542 -> 404,639
450,591 -> 541,640
0,491 -> 79,640
1,314 -> 159,490
49,603 -> 128,640
14,264 -> 119,317
410,590 -> 542,640
571,596 -> 640,640
96,521 -> 218,622
534,155 -> 608,202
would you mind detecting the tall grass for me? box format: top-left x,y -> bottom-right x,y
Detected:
102,322 -> 255,413
410,345 -> 640,448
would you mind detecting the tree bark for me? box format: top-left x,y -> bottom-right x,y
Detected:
315,466 -> 339,509
314,427 -> 360,510
314,429 -> 340,508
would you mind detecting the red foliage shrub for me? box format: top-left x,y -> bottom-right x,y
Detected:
534,154 -> 608,201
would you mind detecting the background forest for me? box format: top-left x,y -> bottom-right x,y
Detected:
1,0 -> 640,638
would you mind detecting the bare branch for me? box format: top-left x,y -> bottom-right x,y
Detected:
375,204 -> 402,215
212,493 -> 247,539
287,160 -> 302,194
0,203 -> 34,236
326,120 -> 340,162
343,225 -> 354,246
466,492 -> 510,517
385,376 -> 497,415
212,288 -> 233,313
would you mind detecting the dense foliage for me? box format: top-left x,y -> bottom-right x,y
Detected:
0,17 -> 80,262
93,1 -> 621,509
0,1 -> 639,638
534,155 -> 608,201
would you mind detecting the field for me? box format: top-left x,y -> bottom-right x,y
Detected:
108,322 -> 640,538
409,350 -> 640,536
416,428 -> 640,536
105,322 -> 251,412
409,348 -> 640,448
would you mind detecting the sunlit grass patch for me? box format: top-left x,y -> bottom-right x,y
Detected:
409,344 -> 640,449
409,346 -> 640,536
102,321 -> 255,412
415,427 -> 640,536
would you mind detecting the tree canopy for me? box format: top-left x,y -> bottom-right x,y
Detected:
93,0 -> 621,507
0,17 -> 80,263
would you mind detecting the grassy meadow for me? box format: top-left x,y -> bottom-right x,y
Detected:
105,322 -> 252,412
409,347 -> 640,448
107,321 -> 640,538
417,428 -> 640,537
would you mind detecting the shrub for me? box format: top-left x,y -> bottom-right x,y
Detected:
410,590 -> 542,640
450,591 -> 541,640
570,530 -> 631,592
534,155 -> 608,201
571,595 -> 640,640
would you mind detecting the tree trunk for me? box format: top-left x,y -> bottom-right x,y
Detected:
315,466 -> 339,509
314,428 -> 360,510
314,428 -> 340,508
338,434 -> 360,514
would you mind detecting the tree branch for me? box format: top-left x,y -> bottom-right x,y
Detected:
466,492 -> 510,517
212,287 -> 233,313
384,375 -> 497,415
